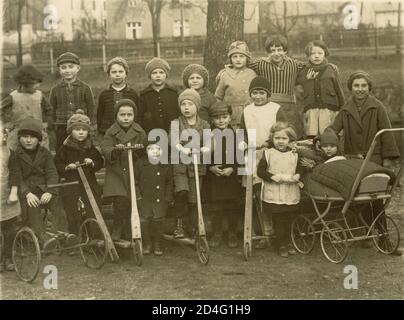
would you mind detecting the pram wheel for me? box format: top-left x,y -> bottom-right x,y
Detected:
320,222 -> 347,264
243,242 -> 252,261
132,239 -> 143,266
291,215 -> 315,254
79,218 -> 107,269
196,236 -> 209,265
12,227 -> 41,282
372,215 -> 400,255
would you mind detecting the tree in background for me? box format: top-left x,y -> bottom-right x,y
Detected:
203,0 -> 245,92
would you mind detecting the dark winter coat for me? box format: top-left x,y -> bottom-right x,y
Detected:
10,144 -> 59,198
134,156 -> 174,219
197,88 -> 217,121
138,84 -> 179,133
54,136 -> 104,196
101,122 -> 147,199
328,95 -> 400,163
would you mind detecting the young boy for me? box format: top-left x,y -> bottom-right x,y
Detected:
182,64 -> 216,121
1,64 -> 52,151
9,117 -> 68,247
97,57 -> 139,137
138,57 -> 179,133
50,52 -> 95,150
215,41 -> 256,129
248,36 -> 305,139
135,142 -> 173,256
206,101 -> 243,248
169,89 -> 211,238
54,111 -> 104,236
101,99 -> 147,241
297,40 -> 345,137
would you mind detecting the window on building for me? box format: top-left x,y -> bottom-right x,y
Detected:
104,1 -> 106,11
128,0 -> 136,7
173,19 -> 190,37
81,0 -> 84,10
71,0 -> 74,10
126,22 -> 142,39
103,19 -> 107,30
93,0 -> 96,10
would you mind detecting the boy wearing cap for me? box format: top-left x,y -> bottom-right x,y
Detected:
138,57 -> 179,133
9,117 -> 68,247
97,57 -> 139,138
169,89 -> 211,239
54,111 -> 104,236
206,101 -> 243,248
248,36 -> 305,139
134,142 -> 174,256
50,52 -> 95,150
182,64 -> 216,121
215,41 -> 256,129
297,40 -> 345,137
101,99 -> 147,241
1,64 -> 52,151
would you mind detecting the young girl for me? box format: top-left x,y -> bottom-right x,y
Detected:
182,64 -> 217,121
257,122 -> 303,257
206,102 -> 243,248
54,111 -> 104,236
215,41 -> 256,129
297,40 -> 345,137
101,99 -> 147,241
135,142 -> 173,256
169,89 -> 211,238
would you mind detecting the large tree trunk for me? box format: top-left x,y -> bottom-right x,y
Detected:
203,0 -> 245,92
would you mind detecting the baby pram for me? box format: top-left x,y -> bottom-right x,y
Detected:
291,128 -> 403,263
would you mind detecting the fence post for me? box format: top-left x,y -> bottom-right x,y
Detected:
102,43 -> 107,72
157,40 -> 160,57
50,47 -> 54,74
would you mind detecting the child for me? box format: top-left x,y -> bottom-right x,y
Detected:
0,129 -> 21,271
1,64 -> 52,151
9,117 -> 68,247
97,57 -> 139,137
206,101 -> 243,248
182,64 -> 216,121
134,142 -> 173,256
297,40 -> 345,137
257,122 -> 302,257
249,36 -> 305,139
54,111 -> 104,236
50,52 -> 95,150
138,57 -> 179,133
101,99 -> 147,241
169,89 -> 211,238
215,41 -> 257,129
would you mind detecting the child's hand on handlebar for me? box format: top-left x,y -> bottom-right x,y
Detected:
200,146 -> 210,154
115,144 -> 126,150
84,158 -> 94,167
65,163 -> 78,171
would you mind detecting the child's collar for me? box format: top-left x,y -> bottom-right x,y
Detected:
152,83 -> 166,92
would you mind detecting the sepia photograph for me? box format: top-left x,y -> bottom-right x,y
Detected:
0,0 -> 403,302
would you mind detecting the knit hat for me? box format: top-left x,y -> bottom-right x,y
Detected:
114,99 -> 138,119
317,129 -> 339,147
182,64 -> 209,88
56,52 -> 80,66
209,101 -> 232,118
145,57 -> 170,77
227,40 -> 251,59
107,56 -> 129,75
67,110 -> 91,134
178,88 -> 201,110
18,117 -> 43,141
249,76 -> 271,96
347,70 -> 373,91
14,65 -> 43,84
305,40 -> 330,57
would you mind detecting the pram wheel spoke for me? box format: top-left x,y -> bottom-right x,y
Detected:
12,227 -> 41,283
320,222 -> 348,264
371,215 -> 400,255
79,218 -> 108,269
291,215 -> 315,254
132,239 -> 143,266
196,236 -> 209,265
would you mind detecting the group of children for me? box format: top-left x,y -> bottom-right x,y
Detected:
1,35 -> 400,271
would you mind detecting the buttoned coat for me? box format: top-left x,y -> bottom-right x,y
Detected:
101,122 -> 147,198
329,95 -> 400,162
134,156 -> 174,219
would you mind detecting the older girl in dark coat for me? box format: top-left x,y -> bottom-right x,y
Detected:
205,102 -> 243,248
54,112 -> 104,236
